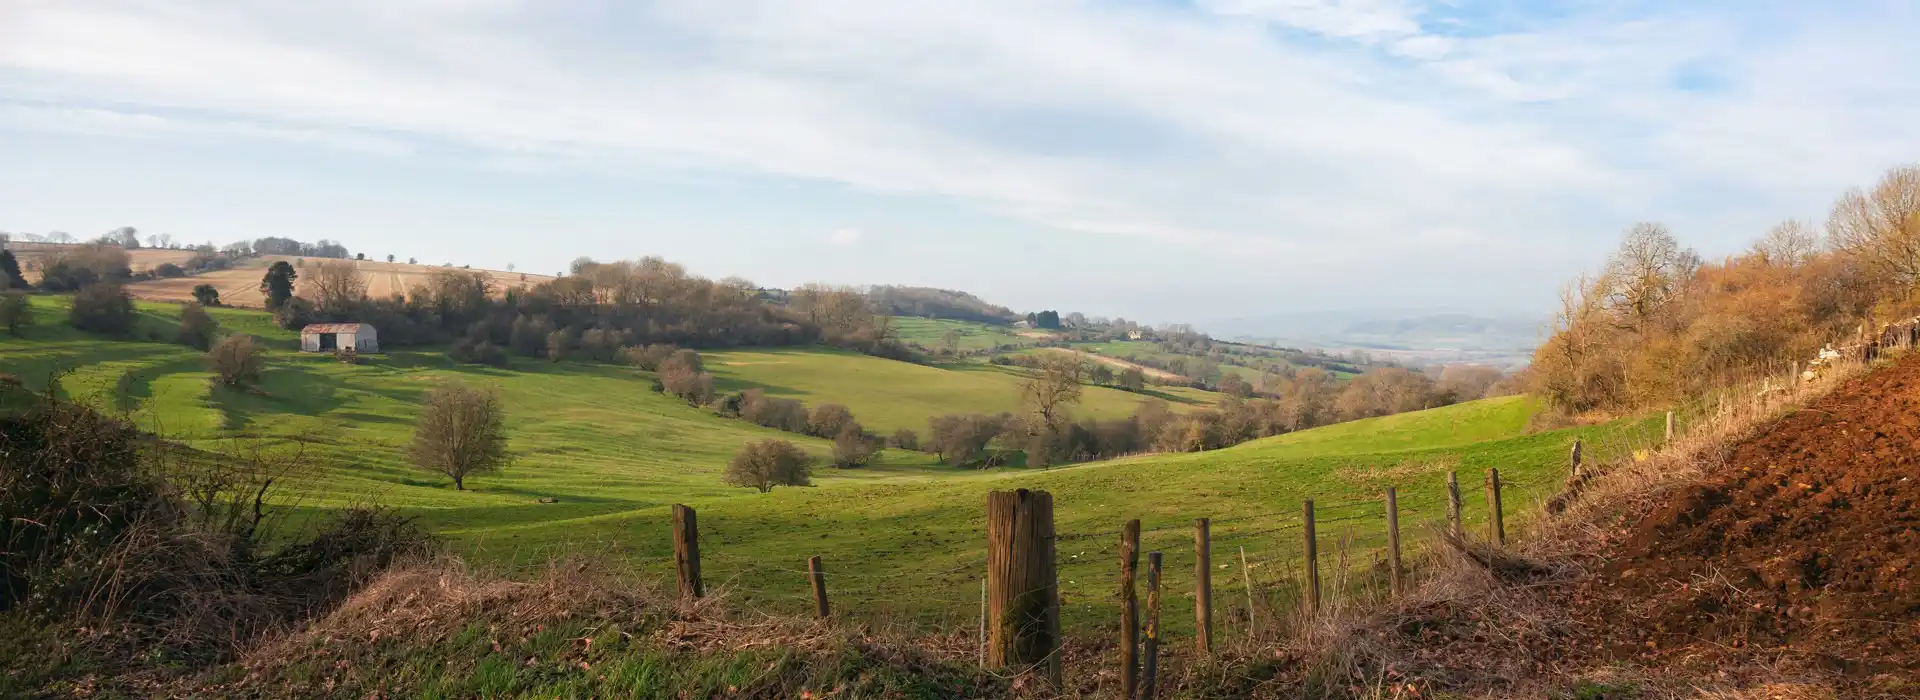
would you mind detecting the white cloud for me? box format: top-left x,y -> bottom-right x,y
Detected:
0,0 -> 1916,310
829,228 -> 862,247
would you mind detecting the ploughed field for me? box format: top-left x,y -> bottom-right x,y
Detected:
120,256 -> 550,308
0,296 -> 1665,634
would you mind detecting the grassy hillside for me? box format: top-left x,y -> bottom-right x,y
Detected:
890,317 -> 1036,352
1,296 -> 1656,640
704,346 -> 1221,434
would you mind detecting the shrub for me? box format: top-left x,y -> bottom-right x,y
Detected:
37,244 -> 131,291
806,403 -> 858,438
408,382 -> 510,491
660,348 -> 704,375
661,365 -> 715,405
831,427 -> 882,468
176,302 -> 219,350
0,292 -> 30,336
449,337 -> 508,367
207,334 -> 265,386
723,439 -> 813,492
740,389 -> 809,432
272,296 -> 314,330
888,427 -> 919,450
151,262 -> 186,278
68,283 -> 136,335
546,329 -> 569,362
620,343 -> 679,371
191,283 -> 221,306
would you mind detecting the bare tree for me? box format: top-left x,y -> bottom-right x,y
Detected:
307,260 -> 368,313
1827,165 -> 1920,296
1019,352 -> 1084,433
1752,219 -> 1820,267
408,382 -> 511,490
724,439 -> 814,492
1602,222 -> 1699,332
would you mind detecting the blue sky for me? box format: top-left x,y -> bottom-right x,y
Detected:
3,0 -> 1917,326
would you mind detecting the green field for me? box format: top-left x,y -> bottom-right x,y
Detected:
1,296 -> 1657,639
705,346 -> 1219,434
1070,339 -> 1359,381
889,317 -> 1039,352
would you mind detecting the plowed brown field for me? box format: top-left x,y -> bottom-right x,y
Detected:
1578,353 -> 1920,674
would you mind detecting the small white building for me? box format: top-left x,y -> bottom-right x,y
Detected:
300,323 -> 379,353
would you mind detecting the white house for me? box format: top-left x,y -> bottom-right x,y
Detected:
300,323 -> 379,353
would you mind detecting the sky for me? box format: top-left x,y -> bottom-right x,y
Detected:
3,0 -> 1918,328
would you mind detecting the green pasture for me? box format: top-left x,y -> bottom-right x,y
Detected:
0,295 -> 1660,640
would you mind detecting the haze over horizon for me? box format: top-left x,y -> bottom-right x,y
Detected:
5,1 -> 1918,325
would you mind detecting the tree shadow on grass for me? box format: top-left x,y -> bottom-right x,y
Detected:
206,363 -> 354,433
111,354 -> 205,414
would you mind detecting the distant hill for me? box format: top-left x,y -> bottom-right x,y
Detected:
1210,310 -> 1545,369
867,285 -> 1016,325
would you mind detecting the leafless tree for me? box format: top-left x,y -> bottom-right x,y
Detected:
408,382 -> 510,491
1752,219 -> 1820,267
1827,165 -> 1920,296
306,260 -> 368,313
1602,222 -> 1699,332
1019,352 -> 1084,433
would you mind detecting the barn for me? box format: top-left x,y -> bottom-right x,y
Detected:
300,323 -> 379,353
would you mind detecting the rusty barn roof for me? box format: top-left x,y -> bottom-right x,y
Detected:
300,323 -> 369,334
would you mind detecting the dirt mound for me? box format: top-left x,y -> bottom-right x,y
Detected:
1582,353 -> 1920,674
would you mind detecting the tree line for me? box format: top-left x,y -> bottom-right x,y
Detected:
1528,164 -> 1920,415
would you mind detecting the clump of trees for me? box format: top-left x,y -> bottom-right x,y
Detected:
867,285 -> 1016,325
192,284 -> 222,306
38,244 -> 132,292
0,249 -> 24,289
69,283 -> 136,335
1531,165 -> 1920,415
724,439 -> 814,492
408,382 -> 511,491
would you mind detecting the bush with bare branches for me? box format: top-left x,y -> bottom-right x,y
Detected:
206,334 -> 265,386
407,382 -> 511,491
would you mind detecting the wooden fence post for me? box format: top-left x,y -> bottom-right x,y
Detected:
1664,410 -> 1675,443
1446,471 -> 1463,538
1239,545 -> 1257,638
986,489 -> 1060,684
1193,518 -> 1213,654
1486,469 -> 1506,545
671,504 -> 702,601
1120,519 -> 1141,700
1143,551 -> 1163,700
1570,439 -> 1584,478
1302,499 -> 1320,616
807,556 -> 829,620
1386,487 -> 1403,597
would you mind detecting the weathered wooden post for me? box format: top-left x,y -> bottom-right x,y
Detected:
1386,487 -> 1403,597
672,504 -> 702,601
1120,519 -> 1141,699
1302,499 -> 1320,616
1143,551 -> 1163,700
986,489 -> 1060,684
1239,545 -> 1257,638
1664,410 -> 1675,443
1193,518 -> 1214,654
1570,439 -> 1584,478
1486,469 -> 1506,545
1446,471 -> 1463,538
807,556 -> 830,620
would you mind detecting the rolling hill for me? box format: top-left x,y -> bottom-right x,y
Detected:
0,295 -> 1658,637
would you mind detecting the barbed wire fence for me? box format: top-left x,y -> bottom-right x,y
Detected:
640,429 -> 1649,693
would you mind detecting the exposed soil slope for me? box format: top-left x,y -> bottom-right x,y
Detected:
1582,353 -> 1920,673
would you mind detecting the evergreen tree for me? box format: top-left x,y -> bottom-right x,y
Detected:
260,261 -> 297,310
0,250 -> 23,288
